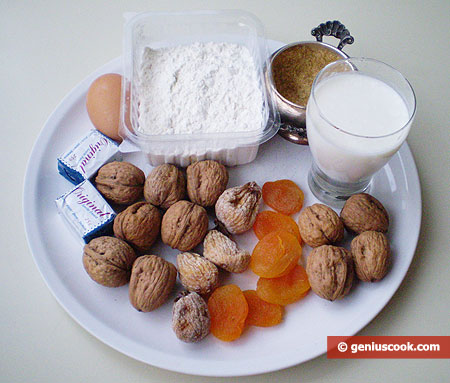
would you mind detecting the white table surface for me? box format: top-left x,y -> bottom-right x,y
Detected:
2,0 -> 449,381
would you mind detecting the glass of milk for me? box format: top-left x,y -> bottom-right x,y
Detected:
306,57 -> 416,206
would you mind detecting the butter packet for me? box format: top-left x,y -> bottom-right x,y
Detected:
57,129 -> 122,184
55,180 -> 116,243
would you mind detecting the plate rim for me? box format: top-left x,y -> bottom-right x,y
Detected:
23,42 -> 422,377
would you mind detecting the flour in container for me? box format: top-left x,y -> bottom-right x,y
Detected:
136,42 -> 263,135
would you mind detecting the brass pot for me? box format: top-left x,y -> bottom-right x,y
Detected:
266,21 -> 354,145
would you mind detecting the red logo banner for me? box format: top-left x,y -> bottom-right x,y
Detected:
327,336 -> 450,359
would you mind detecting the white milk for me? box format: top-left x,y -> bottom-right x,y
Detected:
306,72 -> 411,183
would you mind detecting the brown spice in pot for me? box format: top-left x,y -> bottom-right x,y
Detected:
271,45 -> 341,106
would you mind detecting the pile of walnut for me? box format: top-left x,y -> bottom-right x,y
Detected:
83,159 -> 262,343
299,193 -> 391,301
83,160 -> 392,344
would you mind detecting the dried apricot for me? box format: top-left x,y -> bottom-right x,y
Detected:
262,180 -> 304,215
243,290 -> 284,327
250,231 -> 302,278
208,284 -> 248,342
253,210 -> 301,243
256,264 -> 310,306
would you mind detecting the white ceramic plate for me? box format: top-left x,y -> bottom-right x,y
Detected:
23,41 -> 421,377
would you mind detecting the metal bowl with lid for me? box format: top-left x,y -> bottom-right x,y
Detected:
266,21 -> 354,144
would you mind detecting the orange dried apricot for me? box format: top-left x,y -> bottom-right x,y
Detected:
243,290 -> 284,327
256,264 -> 310,306
250,231 -> 302,278
262,179 -> 304,215
208,284 -> 249,342
253,210 -> 301,243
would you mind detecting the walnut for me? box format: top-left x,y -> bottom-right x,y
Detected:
340,193 -> 389,234
83,236 -> 137,287
172,291 -> 210,343
203,230 -> 250,273
129,255 -> 177,312
306,245 -> 354,301
351,231 -> 390,282
186,160 -> 229,207
144,164 -> 186,209
215,182 -> 262,234
95,161 -> 145,205
113,201 -> 161,252
161,200 -> 209,251
176,252 -> 219,295
297,204 -> 344,247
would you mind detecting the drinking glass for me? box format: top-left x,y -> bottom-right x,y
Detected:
306,58 -> 416,207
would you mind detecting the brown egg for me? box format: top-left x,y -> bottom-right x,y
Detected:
86,73 -> 122,142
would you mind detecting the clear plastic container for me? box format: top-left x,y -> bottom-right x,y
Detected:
119,10 -> 280,167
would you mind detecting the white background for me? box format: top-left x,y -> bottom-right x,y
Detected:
2,0 -> 449,381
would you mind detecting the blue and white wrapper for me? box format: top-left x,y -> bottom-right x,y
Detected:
57,129 -> 122,184
55,180 -> 116,243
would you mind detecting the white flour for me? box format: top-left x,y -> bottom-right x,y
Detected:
136,42 -> 263,135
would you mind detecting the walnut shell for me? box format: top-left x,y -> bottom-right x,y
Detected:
306,245 -> 354,301
186,160 -> 229,207
203,230 -> 250,273
113,201 -> 161,252
144,164 -> 186,209
351,231 -> 390,282
340,193 -> 389,234
176,252 -> 219,295
129,255 -> 177,312
172,291 -> 210,343
215,182 -> 262,234
83,236 -> 137,287
95,161 -> 145,205
161,200 -> 209,251
298,204 -> 344,247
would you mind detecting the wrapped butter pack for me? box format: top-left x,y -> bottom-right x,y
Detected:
57,129 -> 122,184
55,180 -> 116,243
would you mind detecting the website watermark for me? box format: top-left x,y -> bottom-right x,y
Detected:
327,336 -> 450,359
